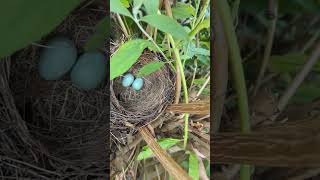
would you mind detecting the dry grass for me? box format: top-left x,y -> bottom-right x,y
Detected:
0,2 -> 109,179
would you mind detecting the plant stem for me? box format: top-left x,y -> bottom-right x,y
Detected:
168,35 -> 189,149
194,0 -> 210,27
163,0 -> 182,104
254,0 -> 278,95
216,0 -> 251,179
116,14 -> 129,38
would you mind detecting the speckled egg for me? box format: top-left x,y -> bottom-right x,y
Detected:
38,37 -> 77,80
132,77 -> 144,91
122,73 -> 134,87
70,51 -> 106,90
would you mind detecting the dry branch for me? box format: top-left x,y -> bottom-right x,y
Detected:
213,119 -> 320,167
139,127 -> 192,180
166,101 -> 210,114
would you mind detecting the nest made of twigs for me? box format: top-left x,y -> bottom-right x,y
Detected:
0,2 -> 109,179
110,51 -> 175,145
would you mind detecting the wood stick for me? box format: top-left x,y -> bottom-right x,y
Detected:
139,127 -> 192,180
166,101 -> 210,114
212,119 -> 320,167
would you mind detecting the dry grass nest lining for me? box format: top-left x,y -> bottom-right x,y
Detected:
0,4 -> 109,178
110,51 -> 175,141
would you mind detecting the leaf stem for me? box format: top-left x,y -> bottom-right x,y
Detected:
254,0 -> 278,95
194,0 -> 210,28
168,35 -> 189,148
133,18 -> 175,70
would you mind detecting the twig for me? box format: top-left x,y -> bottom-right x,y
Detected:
166,101 -> 210,114
138,127 -> 192,180
0,156 -> 61,176
302,29 -> 320,53
254,0 -> 278,95
196,75 -> 210,98
288,168 -> 320,180
116,14 -> 129,38
278,41 -> 320,112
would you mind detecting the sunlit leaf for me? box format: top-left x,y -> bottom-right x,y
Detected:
110,39 -> 150,80
110,0 -> 133,18
188,152 -> 199,180
137,138 -> 181,160
143,0 -> 159,15
140,14 -> 189,40
172,2 -> 195,19
0,0 -> 81,58
120,0 -> 130,8
137,61 -> 166,77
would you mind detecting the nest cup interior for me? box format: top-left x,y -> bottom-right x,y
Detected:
0,3 -> 109,178
110,51 -> 175,137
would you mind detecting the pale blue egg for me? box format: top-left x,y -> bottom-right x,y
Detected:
132,78 -> 144,91
122,73 -> 134,87
70,51 -> 106,90
38,37 -> 77,80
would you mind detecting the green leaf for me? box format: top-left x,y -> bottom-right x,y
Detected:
110,0 -> 133,18
143,0 -> 159,15
189,19 -> 210,37
193,78 -> 207,85
140,14 -> 189,40
137,138 -> 181,160
292,83 -> 320,103
120,0 -> 130,8
172,2 -> 195,19
188,152 -> 199,180
84,17 -> 110,51
0,0 -> 81,58
137,61 -> 166,77
180,160 -> 189,171
269,53 -> 308,73
110,39 -> 150,80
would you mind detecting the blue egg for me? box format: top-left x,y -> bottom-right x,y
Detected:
122,73 -> 134,87
38,37 -> 77,80
132,78 -> 144,91
70,51 -> 106,90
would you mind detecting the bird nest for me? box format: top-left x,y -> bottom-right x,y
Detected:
110,51 -> 175,144
0,2 -> 109,179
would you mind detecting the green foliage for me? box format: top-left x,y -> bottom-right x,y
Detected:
84,17 -> 110,51
188,152 -> 199,180
172,2 -> 196,20
269,53 -> 320,74
137,138 -> 181,160
120,0 -> 130,8
292,83 -> 320,103
140,14 -> 189,40
110,0 -> 133,18
143,0 -> 159,15
0,0 -> 81,58
110,39 -> 151,80
137,61 -> 166,77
